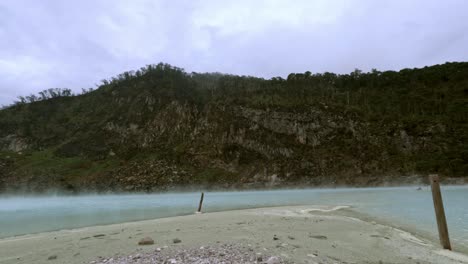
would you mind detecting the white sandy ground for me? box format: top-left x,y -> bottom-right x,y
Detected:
0,205 -> 467,264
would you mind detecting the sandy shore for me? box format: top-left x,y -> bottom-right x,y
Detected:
1,205 -> 467,264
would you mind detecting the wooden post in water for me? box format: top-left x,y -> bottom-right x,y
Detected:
197,192 -> 204,213
429,174 -> 451,250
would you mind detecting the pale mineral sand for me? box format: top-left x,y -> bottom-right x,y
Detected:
0,205 -> 467,264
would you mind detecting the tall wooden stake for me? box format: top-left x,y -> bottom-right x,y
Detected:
429,174 -> 451,250
197,192 -> 204,213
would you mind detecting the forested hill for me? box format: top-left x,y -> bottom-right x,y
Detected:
0,62 -> 467,193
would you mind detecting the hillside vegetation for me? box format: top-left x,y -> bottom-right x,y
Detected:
0,62 -> 467,192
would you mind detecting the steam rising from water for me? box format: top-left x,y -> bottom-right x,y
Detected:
1,187 -> 467,248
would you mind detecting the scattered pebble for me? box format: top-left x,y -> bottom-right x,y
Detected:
172,238 -> 182,244
47,255 -> 57,260
90,244 -> 284,264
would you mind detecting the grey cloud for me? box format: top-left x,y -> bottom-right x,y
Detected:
0,0 -> 467,105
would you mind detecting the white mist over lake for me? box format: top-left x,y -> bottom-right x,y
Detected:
1,186 -> 467,248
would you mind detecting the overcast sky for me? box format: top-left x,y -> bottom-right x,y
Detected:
1,0 -> 467,105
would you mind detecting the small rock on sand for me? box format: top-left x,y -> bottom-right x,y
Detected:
256,253 -> 263,262
273,235 -> 279,240
138,237 -> 154,245
173,238 -> 182,244
309,235 -> 327,240
47,255 -> 57,260
266,256 -> 281,264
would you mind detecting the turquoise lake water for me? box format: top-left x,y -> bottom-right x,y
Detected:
0,186 -> 467,248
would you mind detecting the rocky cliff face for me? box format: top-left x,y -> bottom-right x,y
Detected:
1,99 -> 458,193
0,63 -> 466,193
0,135 -> 28,152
